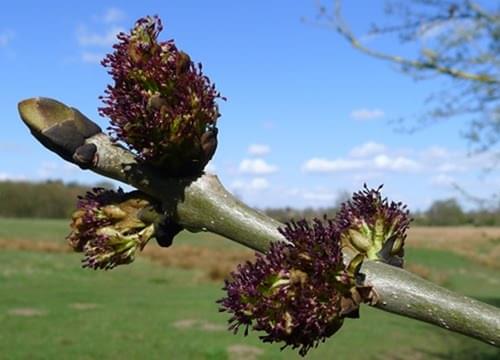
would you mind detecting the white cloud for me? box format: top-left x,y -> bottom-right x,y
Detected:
352,172 -> 383,182
350,142 -> 386,158
276,186 -> 337,204
302,158 -> 364,173
77,25 -> 124,47
101,8 -> 126,24
463,151 -> 496,170
249,177 -> 270,190
419,146 -> 495,173
350,108 -> 385,121
421,146 -> 450,160
239,158 -> 278,175
437,163 -> 467,173
76,9 -> 126,65
302,189 -> 336,202
301,144 -> 500,197
431,174 -> 455,187
0,172 -> 26,181
284,187 -> 301,197
38,161 -> 58,178
0,143 -> 29,153
230,179 -> 245,190
0,30 -> 14,47
63,163 -> 79,172
81,51 -> 103,64
373,154 -> 420,172
230,177 -> 270,192
304,150 -> 421,175
248,144 -> 271,156
38,161 -> 79,178
419,145 -> 496,173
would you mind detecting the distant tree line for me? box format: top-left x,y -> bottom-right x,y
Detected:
264,198 -> 500,227
0,180 -> 114,219
412,199 -> 500,227
1,180 -> 500,225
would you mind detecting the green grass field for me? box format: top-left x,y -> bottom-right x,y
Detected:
0,218 -> 498,359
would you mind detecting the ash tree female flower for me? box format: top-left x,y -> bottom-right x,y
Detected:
218,218 -> 375,356
335,185 -> 411,267
67,188 -> 159,270
99,16 -> 224,177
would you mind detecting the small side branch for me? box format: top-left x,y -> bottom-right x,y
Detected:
330,0 -> 498,84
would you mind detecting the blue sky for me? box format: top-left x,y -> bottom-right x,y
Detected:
1,0 -> 498,211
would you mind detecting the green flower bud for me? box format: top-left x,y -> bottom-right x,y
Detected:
67,188 -> 163,270
336,185 -> 412,267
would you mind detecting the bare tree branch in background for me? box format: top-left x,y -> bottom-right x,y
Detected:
317,0 -> 499,152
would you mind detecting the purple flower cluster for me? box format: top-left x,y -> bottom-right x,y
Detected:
335,185 -> 411,267
99,16 -> 223,176
218,219 -> 374,356
67,188 -> 155,270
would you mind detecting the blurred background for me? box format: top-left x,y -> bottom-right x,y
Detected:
0,1 -> 499,359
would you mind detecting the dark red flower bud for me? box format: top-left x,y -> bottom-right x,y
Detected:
99,16 -> 224,176
218,218 -> 375,356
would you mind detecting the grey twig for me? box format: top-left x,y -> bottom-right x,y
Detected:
18,97 -> 500,347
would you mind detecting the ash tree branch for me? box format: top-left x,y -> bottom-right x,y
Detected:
329,0 -> 498,84
18,97 -> 500,347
